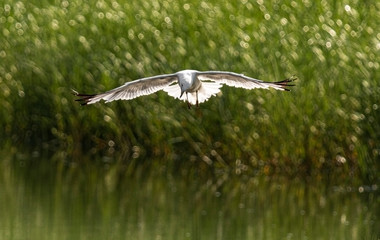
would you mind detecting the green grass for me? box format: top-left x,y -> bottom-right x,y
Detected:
0,0 -> 379,183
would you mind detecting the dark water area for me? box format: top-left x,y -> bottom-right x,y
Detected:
0,154 -> 378,240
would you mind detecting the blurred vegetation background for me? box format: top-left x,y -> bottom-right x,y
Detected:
0,0 -> 379,184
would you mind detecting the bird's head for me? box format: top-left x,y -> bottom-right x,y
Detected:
179,82 -> 190,98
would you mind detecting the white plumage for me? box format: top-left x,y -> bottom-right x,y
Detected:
74,70 -> 295,107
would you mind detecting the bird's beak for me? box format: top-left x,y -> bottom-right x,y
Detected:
180,90 -> 184,98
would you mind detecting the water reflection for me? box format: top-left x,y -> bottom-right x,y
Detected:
0,156 -> 378,240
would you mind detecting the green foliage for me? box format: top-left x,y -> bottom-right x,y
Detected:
0,0 -> 379,182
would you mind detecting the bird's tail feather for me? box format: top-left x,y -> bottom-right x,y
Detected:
163,82 -> 222,104
191,82 -> 222,104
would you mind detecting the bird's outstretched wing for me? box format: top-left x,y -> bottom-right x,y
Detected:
74,73 -> 178,105
197,71 -> 296,91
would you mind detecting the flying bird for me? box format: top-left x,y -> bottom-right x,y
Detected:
74,70 -> 296,108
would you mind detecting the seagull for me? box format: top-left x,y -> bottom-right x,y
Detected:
74,70 -> 296,108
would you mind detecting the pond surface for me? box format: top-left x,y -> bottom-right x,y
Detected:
0,155 -> 378,240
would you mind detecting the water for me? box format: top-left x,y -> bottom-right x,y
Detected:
0,155 -> 378,240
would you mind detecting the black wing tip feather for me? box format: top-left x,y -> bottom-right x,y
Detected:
275,75 -> 297,91
72,89 -> 96,106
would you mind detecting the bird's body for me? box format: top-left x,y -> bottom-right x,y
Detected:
74,70 -> 295,107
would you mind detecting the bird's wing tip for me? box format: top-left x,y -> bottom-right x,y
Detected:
274,75 -> 297,91
72,89 -> 97,105
278,75 -> 297,83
